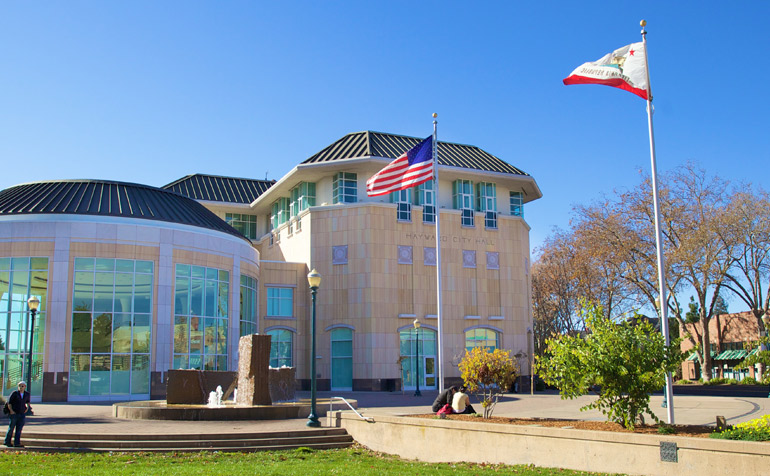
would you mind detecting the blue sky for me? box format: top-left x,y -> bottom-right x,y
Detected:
2,1 -> 768,253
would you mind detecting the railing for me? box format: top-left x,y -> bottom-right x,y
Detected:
329,396 -> 373,422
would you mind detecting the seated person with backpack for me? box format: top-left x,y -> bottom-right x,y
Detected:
431,386 -> 458,414
451,385 -> 476,415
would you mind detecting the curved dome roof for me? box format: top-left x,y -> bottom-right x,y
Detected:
0,179 -> 248,241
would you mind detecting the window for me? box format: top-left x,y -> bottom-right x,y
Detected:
69,258 -> 153,398
240,275 -> 258,336
391,189 -> 412,222
453,179 -> 474,227
510,191 -> 523,217
0,257 -> 48,397
271,198 -> 290,229
477,182 -> 497,229
415,181 -> 435,224
465,328 -> 499,351
173,264 -> 229,371
225,213 -> 257,239
290,182 -> 316,217
333,172 -> 357,204
267,329 -> 293,367
267,287 -> 293,317
331,328 -> 353,390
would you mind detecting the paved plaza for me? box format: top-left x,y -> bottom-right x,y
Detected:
19,390 -> 770,436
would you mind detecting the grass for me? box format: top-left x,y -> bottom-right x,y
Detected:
0,447 -> 622,476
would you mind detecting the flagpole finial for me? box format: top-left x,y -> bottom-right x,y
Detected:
640,19 -> 647,35
432,113 -> 437,118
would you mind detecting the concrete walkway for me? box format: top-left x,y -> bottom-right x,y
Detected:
19,390 -> 770,436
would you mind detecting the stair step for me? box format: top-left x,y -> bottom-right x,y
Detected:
23,428 -> 348,441
23,435 -> 354,449
14,442 -> 354,453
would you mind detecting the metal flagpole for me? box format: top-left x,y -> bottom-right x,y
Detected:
641,19 -> 674,424
432,113 -> 444,393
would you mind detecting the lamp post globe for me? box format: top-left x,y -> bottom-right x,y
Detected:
306,269 -> 322,427
27,296 -> 40,397
413,319 -> 421,397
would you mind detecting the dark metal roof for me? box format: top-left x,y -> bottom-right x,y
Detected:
163,174 -> 275,204
302,131 -> 530,176
0,180 -> 248,240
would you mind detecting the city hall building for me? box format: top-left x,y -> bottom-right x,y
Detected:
0,131 -> 541,401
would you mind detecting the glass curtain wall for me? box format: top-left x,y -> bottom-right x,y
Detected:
173,264 -> 229,371
267,329 -> 292,367
0,257 -> 48,397
69,258 -> 152,399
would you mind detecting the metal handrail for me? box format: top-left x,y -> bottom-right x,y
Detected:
329,396 -> 373,421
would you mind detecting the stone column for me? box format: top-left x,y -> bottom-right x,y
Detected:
236,334 -> 272,405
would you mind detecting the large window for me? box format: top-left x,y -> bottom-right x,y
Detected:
173,264 -> 229,371
477,182 -> 498,229
465,328 -> 499,351
0,257 -> 48,397
70,258 -> 152,399
331,328 -> 353,390
415,181 -> 436,224
399,327 -> 436,390
510,191 -> 523,217
391,189 -> 412,222
332,172 -> 357,204
267,329 -> 293,367
225,213 -> 258,239
290,182 -> 316,217
240,275 -> 258,336
267,287 -> 293,317
453,179 -> 475,227
270,198 -> 291,230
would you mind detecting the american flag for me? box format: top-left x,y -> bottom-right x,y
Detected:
366,136 -> 434,197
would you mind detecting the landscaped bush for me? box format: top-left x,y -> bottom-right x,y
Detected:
739,376 -> 758,385
676,379 -> 694,385
711,414 -> 770,441
703,378 -> 728,385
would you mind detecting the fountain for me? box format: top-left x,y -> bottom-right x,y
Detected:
113,334 -> 356,421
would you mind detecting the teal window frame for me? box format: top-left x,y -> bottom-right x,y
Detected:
391,189 -> 412,222
266,287 -> 293,317
239,275 -> 258,337
465,328 -> 499,352
332,172 -> 357,204
225,213 -> 258,239
290,182 -> 316,217
415,181 -> 436,224
267,329 -> 293,367
510,191 -> 523,217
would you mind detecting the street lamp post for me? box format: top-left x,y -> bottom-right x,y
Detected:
27,296 -> 40,399
306,269 -> 322,427
413,319 -> 421,397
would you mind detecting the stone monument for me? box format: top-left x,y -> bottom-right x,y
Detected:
236,334 -> 272,406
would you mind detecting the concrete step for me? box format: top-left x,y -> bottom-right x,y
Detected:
16,442 -> 355,453
14,429 -> 354,453
23,434 -> 354,449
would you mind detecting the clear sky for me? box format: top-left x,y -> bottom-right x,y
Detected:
2,1 -> 768,253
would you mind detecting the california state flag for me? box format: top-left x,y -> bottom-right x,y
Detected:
563,42 -> 648,100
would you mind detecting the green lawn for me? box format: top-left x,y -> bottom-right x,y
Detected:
0,447 -> 621,476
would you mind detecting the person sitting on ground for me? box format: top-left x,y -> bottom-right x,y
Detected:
431,385 -> 458,413
451,385 -> 476,415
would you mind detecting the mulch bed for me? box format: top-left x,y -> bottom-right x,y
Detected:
409,414 -> 716,438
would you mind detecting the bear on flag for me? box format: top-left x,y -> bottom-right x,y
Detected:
563,42 -> 649,100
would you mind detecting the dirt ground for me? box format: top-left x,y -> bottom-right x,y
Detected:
411,414 -> 715,438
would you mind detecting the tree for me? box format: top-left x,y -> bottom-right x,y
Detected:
458,347 -> 517,419
536,301 -> 685,429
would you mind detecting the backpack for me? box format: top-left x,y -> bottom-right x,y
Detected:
436,403 -> 453,417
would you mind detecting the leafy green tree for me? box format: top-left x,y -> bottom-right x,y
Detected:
458,347 -> 517,418
535,301 -> 686,429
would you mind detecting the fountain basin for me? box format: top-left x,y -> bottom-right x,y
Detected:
113,399 -> 356,421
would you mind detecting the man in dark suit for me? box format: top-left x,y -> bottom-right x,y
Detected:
5,381 -> 31,448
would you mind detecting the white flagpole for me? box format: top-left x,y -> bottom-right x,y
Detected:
432,113 -> 444,393
641,20 -> 674,424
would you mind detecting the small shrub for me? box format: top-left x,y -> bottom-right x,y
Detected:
704,378 -> 727,386
675,379 -> 694,385
459,347 -> 517,419
739,377 -> 758,385
657,424 -> 676,435
710,415 -> 770,441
